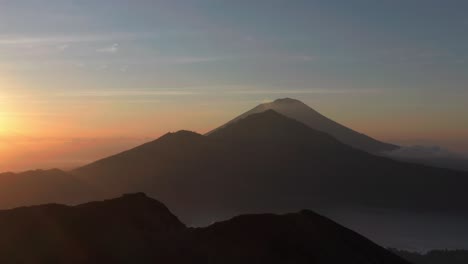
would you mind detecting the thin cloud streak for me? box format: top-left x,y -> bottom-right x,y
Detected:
227,89 -> 383,95
0,32 -> 155,46
55,88 -> 381,98
0,111 -> 69,117
96,43 -> 119,53
165,56 -> 222,64
55,89 -> 198,97
2,87 -> 383,106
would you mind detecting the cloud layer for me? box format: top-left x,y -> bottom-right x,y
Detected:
386,145 -> 463,160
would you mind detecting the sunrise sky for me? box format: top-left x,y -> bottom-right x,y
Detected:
1,0 -> 467,172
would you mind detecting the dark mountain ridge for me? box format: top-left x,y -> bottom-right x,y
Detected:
0,193 -> 409,264
73,110 -> 468,225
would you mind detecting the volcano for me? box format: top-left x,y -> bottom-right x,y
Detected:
208,98 -> 399,153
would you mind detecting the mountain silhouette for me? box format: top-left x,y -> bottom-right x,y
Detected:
0,193 -> 409,264
208,98 -> 399,153
1,108 -> 468,249
73,110 -> 468,227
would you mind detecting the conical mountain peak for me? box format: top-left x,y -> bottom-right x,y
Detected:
261,98 -> 312,111
272,98 -> 304,104
160,130 -> 202,140
209,98 -> 398,153
207,110 -> 341,147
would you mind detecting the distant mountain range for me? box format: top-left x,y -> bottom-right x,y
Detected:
0,193 -> 409,264
1,98 -> 467,250
0,169 -> 94,209
73,110 -> 468,220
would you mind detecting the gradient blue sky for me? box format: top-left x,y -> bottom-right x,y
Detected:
0,0 -> 467,171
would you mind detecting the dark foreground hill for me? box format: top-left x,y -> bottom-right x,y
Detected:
0,193 -> 409,264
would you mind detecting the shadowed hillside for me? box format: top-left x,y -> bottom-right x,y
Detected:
0,193 -> 409,264
74,110 -> 468,226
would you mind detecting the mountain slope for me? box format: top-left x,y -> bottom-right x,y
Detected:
208,98 -> 398,153
73,110 -> 468,227
0,193 -> 409,264
193,210 -> 409,264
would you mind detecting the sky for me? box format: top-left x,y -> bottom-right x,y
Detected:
0,0 -> 467,171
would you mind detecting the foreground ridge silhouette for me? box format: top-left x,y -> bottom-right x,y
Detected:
0,193 -> 409,264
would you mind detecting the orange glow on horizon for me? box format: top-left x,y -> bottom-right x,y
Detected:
0,85 -> 466,172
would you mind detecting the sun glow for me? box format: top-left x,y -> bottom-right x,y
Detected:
0,115 -> 6,134
0,75 -> 23,135
0,109 -> 13,135
0,98 -> 8,136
